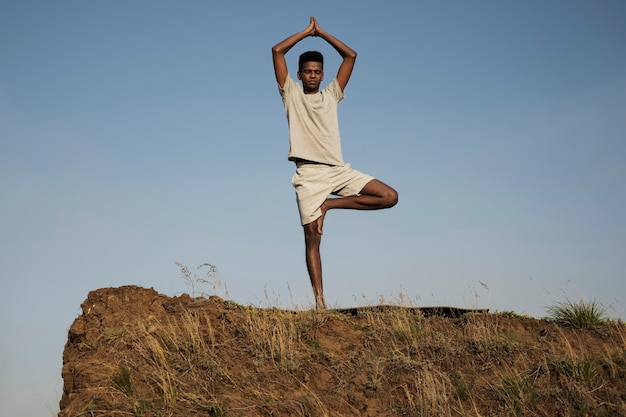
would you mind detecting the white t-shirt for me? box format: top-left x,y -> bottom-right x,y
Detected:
279,76 -> 345,166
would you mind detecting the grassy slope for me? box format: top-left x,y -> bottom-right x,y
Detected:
59,286 -> 626,417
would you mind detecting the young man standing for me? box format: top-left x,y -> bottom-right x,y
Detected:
272,17 -> 398,309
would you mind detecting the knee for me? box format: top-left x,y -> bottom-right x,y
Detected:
384,187 -> 398,208
303,224 -> 321,246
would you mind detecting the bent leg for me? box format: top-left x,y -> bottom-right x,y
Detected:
345,179 -> 398,209
303,221 -> 327,309
316,179 -> 398,234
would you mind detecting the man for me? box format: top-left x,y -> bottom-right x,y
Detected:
272,17 -> 398,309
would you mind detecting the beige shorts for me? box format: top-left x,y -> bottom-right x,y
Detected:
291,162 -> 375,225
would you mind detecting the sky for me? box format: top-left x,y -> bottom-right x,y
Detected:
1,0 -> 625,415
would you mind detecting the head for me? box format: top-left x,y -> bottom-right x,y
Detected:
297,51 -> 324,93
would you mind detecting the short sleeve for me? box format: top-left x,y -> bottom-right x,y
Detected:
278,76 -> 297,100
324,79 -> 345,102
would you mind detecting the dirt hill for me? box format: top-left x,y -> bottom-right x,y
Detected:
60,286 -> 626,416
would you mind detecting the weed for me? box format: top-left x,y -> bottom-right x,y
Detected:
208,404 -> 227,416
175,261 -> 221,298
498,372 -> 536,416
557,358 -> 599,383
244,309 -> 302,370
307,339 -> 333,364
112,367 -> 133,397
547,298 -> 607,328
496,310 -> 531,320
103,327 -> 126,340
363,377 -> 381,391
449,371 -> 470,402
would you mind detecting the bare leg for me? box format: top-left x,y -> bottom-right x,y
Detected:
316,179 -> 398,235
303,221 -> 326,309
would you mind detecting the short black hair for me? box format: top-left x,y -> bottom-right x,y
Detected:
298,51 -> 324,72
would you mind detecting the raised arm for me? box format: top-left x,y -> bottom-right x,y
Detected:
272,17 -> 316,88
313,19 -> 357,92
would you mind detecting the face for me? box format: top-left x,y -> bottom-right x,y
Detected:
298,61 -> 324,93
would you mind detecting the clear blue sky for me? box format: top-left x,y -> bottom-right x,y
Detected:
1,1 -> 625,415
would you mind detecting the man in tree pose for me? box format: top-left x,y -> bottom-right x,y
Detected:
272,17 -> 398,309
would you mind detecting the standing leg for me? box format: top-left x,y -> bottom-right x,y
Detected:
303,220 -> 327,309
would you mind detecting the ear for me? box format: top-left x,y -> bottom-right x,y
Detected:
297,71 -> 302,80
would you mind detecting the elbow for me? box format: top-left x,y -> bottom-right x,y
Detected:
272,45 -> 285,55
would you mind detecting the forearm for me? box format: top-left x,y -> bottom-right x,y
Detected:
316,28 -> 357,60
272,28 -> 311,56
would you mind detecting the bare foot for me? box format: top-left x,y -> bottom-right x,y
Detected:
315,295 -> 328,310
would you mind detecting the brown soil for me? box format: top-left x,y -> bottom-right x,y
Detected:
59,286 -> 626,416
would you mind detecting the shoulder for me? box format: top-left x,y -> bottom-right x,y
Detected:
323,79 -> 345,101
279,75 -> 298,94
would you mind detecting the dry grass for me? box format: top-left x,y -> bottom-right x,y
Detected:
60,286 -> 626,417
